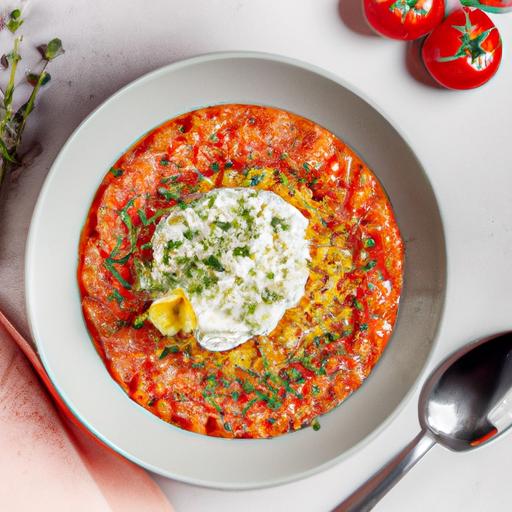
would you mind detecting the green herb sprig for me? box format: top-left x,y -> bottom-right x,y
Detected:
0,8 -> 64,189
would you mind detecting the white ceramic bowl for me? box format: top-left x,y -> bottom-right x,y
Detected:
26,52 -> 446,489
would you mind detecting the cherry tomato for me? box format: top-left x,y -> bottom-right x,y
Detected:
422,7 -> 503,90
460,0 -> 512,14
363,0 -> 445,40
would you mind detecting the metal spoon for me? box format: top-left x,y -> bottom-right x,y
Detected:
335,332 -> 512,512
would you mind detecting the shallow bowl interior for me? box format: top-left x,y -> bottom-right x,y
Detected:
26,52 -> 445,489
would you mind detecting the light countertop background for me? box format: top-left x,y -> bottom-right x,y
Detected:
1,0 -> 511,510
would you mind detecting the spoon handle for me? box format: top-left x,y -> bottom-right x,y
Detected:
334,430 -> 436,512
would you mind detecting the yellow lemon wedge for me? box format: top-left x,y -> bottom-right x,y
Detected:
148,288 -> 197,336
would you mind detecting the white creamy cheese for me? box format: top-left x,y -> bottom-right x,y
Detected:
147,187 -> 310,351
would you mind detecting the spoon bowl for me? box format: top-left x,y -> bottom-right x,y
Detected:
421,333 -> 512,452
337,332 -> 512,512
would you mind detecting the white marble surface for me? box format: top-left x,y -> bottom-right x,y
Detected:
1,0 -> 511,510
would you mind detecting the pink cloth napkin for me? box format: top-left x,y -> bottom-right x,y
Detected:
0,310 -> 174,512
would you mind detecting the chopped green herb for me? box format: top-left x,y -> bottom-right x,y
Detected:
203,274 -> 219,289
203,255 -> 224,272
270,216 -> 290,231
104,258 -> 132,289
192,361 -> 205,369
231,391 -> 240,401
178,125 -> 185,133
288,367 -> 304,383
137,208 -> 171,226
233,246 -> 250,257
207,196 -> 216,208
7,9 -> 24,33
209,133 -> 219,142
359,323 -> 368,332
108,289 -> 124,305
167,240 -> 183,250
312,418 -> 321,431
362,259 -> 377,271
158,187 -> 180,202
159,345 -> 179,359
224,161 -> 233,169
242,398 -> 258,416
278,171 -> 289,185
223,422 -> 232,432
214,220 -> 232,231
160,158 -> 170,166
141,242 -> 152,250
364,238 -> 376,248
279,152 -> 288,160
312,384 -> 320,396
183,229 -> 195,240
206,397 -> 223,414
147,398 -> 156,407
353,298 -> 364,311
249,173 -> 265,186
133,312 -> 148,329
303,162 -> 311,172
246,303 -> 257,315
261,288 -> 282,304
109,167 -> 123,177
210,162 -> 220,172
266,272 -> 275,279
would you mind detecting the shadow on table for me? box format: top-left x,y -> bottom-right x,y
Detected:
338,0 -> 377,37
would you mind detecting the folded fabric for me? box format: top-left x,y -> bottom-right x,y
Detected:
0,310 -> 173,512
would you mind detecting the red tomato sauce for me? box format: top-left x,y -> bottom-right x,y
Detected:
78,105 -> 404,438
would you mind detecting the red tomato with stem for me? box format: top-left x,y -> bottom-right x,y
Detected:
422,7 -> 502,90
363,0 -> 445,40
460,0 -> 512,14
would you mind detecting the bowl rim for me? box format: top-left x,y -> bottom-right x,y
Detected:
25,50 -> 447,490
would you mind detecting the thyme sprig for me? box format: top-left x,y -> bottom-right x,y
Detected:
0,7 -> 64,189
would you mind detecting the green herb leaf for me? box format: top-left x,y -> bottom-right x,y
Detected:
364,238 -> 376,248
132,313 -> 147,329
242,398 -> 258,416
271,216 -> 290,231
6,9 -> 23,33
159,345 -> 179,359
353,297 -> 363,311
362,259 -> 377,272
183,229 -> 195,240
108,289 -> 124,306
104,258 -> 132,289
160,158 -> 170,166
261,288 -> 282,304
312,418 -> 321,431
110,167 -> 124,177
233,246 -> 250,257
42,38 -> 65,61
210,162 -> 219,172
249,173 -> 264,186
0,139 -> 17,164
214,220 -> 232,231
203,255 -> 224,272
158,187 -> 180,202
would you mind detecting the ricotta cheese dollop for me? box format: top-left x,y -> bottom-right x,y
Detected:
147,187 -> 310,351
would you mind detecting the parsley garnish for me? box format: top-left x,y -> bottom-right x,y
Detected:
159,345 -> 179,359
270,216 -> 290,231
109,167 -> 124,177
233,246 -> 250,257
203,255 -> 224,272
214,220 -> 232,231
